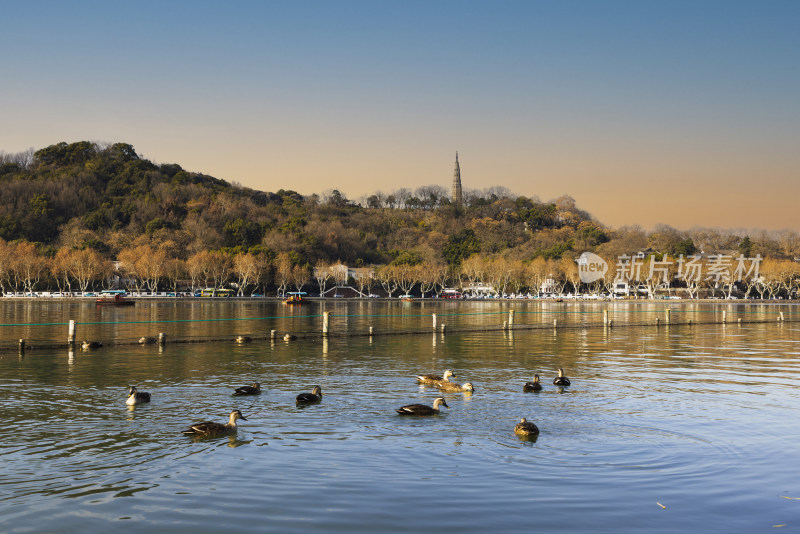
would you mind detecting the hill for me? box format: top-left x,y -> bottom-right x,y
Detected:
0,141 -> 607,266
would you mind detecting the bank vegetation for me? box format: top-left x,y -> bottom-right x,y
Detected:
2,142 -> 799,298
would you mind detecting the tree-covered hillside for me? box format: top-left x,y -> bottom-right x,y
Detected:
0,141 -> 608,265
1,141 -> 798,297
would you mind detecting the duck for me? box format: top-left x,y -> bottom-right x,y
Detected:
514,417 -> 540,437
416,369 -> 455,385
396,397 -> 449,416
296,385 -> 322,404
126,385 -> 151,405
138,336 -> 156,345
235,336 -> 252,344
181,410 -> 247,436
233,382 -> 261,396
283,334 -> 297,341
80,340 -> 102,351
435,380 -> 474,393
553,368 -> 571,386
523,374 -> 542,392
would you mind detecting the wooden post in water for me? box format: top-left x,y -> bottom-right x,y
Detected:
553,319 -> 558,329
432,313 -> 437,330
369,326 -> 373,336
779,312 -> 785,322
322,312 -> 330,336
508,309 -> 515,329
738,317 -> 742,325
19,339 -> 25,354
158,332 -> 166,345
440,324 -> 446,334
603,310 -> 609,326
665,309 -> 671,325
270,329 -> 277,340
722,310 -> 727,324
68,320 -> 76,346
656,317 -> 661,327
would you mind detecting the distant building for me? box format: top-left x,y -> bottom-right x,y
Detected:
540,277 -> 558,295
463,283 -> 495,296
452,152 -> 462,207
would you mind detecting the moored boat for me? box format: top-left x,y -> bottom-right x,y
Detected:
96,290 -> 135,306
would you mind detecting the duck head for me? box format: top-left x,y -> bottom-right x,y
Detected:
432,397 -> 449,409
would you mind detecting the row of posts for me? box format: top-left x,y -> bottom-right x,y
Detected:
18,309 -> 790,354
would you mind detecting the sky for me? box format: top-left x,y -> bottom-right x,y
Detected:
2,1 -> 799,231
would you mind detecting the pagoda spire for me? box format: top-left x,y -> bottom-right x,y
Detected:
451,152 -> 463,207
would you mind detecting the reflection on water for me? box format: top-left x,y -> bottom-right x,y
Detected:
1,302 -> 800,532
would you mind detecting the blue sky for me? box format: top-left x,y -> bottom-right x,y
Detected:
2,1 -> 799,230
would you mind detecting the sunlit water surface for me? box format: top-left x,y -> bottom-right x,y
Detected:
1,301 -> 800,532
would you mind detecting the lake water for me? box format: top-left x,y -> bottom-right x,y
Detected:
1,300 -> 800,532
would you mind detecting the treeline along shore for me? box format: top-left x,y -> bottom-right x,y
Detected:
2,141 -> 800,300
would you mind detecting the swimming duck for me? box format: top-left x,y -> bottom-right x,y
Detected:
80,340 -> 102,351
523,374 -> 542,392
181,410 -> 247,436
296,385 -> 322,404
435,380 -> 474,393
396,397 -> 449,416
233,382 -> 261,396
553,368 -> 571,386
126,386 -> 151,405
514,417 -> 540,437
236,336 -> 252,344
416,369 -> 455,385
138,336 -> 156,345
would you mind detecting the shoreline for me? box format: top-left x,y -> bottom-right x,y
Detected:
1,294 -> 798,305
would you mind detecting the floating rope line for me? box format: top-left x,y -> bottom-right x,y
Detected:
0,306 -> 790,328
2,305 -> 794,354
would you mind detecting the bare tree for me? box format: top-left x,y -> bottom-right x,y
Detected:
206,251 -> 232,289
527,257 -> 548,296
559,256 -> 581,295
11,242 -> 45,294
51,248 -> 72,293
186,251 -> 211,291
314,260 -> 332,297
330,261 -> 348,289
353,266 -> 375,297
292,263 -> 311,292
69,248 -> 107,292
460,255 -> 485,295
0,239 -> 11,294
376,265 -> 397,298
416,263 -> 437,298
274,252 -> 293,297
164,257 -> 185,292
233,253 -> 259,296
393,263 -> 417,296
